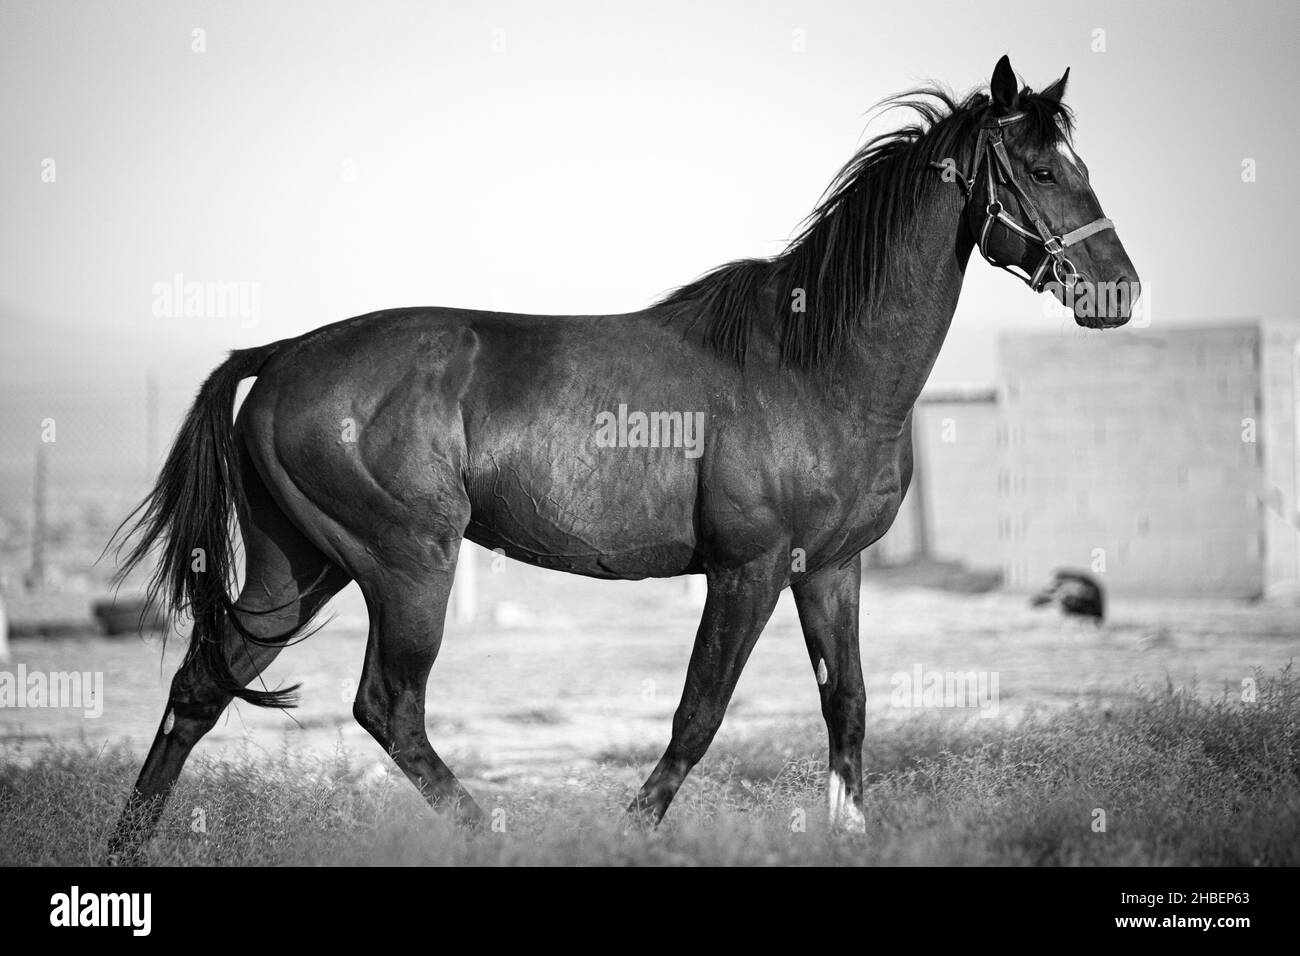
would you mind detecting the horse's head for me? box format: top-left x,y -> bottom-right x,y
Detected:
965,55 -> 1139,328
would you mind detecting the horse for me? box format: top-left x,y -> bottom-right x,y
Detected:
107,55 -> 1139,859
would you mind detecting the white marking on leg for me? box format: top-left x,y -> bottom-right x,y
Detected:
827,770 -> 866,832
828,768 -> 844,817
816,658 -> 828,686
163,709 -> 175,734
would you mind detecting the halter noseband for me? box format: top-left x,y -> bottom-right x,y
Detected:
930,110 -> 1114,292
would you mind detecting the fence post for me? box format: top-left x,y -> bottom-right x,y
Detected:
910,411 -> 930,561
27,442 -> 49,591
450,541 -> 478,626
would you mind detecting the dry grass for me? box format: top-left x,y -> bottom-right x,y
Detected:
3,667 -> 1297,866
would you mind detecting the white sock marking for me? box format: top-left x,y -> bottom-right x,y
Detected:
827,770 -> 866,832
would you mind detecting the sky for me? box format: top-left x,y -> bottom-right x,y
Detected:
1,0 -> 1297,392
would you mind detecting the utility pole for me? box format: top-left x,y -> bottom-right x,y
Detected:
28,442 -> 48,591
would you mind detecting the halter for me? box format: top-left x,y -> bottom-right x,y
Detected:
930,111 -> 1114,292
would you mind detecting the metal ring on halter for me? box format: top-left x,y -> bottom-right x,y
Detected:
1053,257 -> 1080,288
986,201 -> 1003,217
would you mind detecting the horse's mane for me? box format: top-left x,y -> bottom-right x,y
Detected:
657,82 -> 1075,369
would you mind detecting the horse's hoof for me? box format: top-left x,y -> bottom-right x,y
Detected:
453,798 -> 488,830
829,808 -> 867,834
827,773 -> 867,833
105,841 -> 145,867
623,797 -> 663,834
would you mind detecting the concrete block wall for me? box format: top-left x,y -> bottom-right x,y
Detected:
1259,318 -> 1300,600
913,395 -> 1004,568
868,320 -> 1299,599
997,323 -> 1263,597
867,394 -> 1003,569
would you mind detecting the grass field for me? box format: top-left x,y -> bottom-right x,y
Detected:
5,561 -> 1300,865
3,666 -> 1298,866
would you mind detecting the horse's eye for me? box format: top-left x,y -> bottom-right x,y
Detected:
1032,168 -> 1056,184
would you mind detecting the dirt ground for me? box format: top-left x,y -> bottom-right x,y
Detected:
3,557 -> 1299,791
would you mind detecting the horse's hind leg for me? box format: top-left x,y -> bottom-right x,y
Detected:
350,522 -> 483,825
108,461 -> 350,862
792,560 -> 866,831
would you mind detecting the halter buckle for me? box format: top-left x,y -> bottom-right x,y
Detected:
1043,236 -> 1065,257
1053,257 -> 1080,289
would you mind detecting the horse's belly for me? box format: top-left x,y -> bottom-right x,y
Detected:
463,451 -> 700,579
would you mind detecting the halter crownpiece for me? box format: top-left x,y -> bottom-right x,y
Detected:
930,110 -> 1115,292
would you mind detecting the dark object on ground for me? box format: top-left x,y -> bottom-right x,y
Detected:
92,598 -> 168,636
1030,568 -> 1105,622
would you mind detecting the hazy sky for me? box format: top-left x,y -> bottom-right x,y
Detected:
2,0 -> 1297,391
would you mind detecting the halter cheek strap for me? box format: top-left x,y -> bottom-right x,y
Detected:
929,111 -> 1114,292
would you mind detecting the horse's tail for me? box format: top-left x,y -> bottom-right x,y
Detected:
110,341 -> 296,708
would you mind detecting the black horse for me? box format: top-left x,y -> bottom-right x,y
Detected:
108,55 -> 1138,857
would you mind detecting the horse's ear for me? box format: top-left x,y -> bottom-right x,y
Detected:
1041,67 -> 1070,103
990,54 -> 1019,111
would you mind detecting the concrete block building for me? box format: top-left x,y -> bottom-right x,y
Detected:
874,318 -> 1300,600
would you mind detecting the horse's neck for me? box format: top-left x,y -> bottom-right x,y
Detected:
838,187 -> 973,431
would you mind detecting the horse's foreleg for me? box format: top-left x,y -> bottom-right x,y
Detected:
628,556 -> 785,825
792,559 -> 866,832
